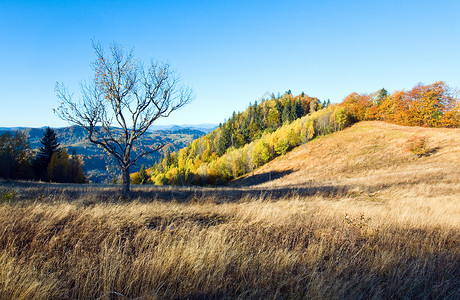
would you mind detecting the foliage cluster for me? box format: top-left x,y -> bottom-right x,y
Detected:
0,131 -> 32,180
0,128 -> 86,183
341,81 -> 459,127
46,149 -> 86,183
0,188 -> 17,203
405,135 -> 429,159
140,105 -> 344,185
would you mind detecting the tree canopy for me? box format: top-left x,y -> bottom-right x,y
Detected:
0,131 -> 32,180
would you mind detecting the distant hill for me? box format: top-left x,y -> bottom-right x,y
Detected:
0,126 -> 206,183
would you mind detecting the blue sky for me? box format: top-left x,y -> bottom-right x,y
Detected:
0,0 -> 459,127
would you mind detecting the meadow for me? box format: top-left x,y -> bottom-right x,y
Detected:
0,121 -> 459,299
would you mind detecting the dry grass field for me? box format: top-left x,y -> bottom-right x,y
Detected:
0,121 -> 459,299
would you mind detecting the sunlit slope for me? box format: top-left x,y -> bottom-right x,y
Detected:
233,121 -> 460,197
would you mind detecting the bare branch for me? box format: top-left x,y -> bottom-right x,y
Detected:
127,143 -> 166,168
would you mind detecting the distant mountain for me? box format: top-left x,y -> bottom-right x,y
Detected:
149,124 -> 217,133
0,126 -> 206,183
0,127 -> 28,131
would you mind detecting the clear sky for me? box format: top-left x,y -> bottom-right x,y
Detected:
1,0 -> 459,127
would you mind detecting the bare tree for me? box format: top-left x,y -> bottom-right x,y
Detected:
55,41 -> 193,197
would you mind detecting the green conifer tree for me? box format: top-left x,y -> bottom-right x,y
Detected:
282,101 -> 291,124
375,88 -> 388,105
33,127 -> 60,180
217,124 -> 232,156
289,100 -> 300,121
139,164 -> 148,184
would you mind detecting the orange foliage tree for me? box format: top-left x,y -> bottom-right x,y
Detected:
341,82 -> 459,128
340,92 -> 373,122
405,82 -> 456,127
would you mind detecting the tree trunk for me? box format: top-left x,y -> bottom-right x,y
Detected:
121,166 -> 130,198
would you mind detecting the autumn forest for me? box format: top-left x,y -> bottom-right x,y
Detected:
133,81 -> 459,186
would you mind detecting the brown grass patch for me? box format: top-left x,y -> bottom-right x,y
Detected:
0,188 -> 459,299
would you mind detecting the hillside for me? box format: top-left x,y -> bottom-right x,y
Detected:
145,92 -> 325,185
146,82 -> 459,187
232,121 -> 460,202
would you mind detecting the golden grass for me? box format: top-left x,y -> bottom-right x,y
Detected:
253,121 -> 460,186
1,194 -> 459,299
0,121 -> 459,299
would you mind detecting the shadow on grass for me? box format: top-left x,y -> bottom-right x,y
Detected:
0,179 -> 355,204
425,146 -> 441,157
230,170 -> 295,187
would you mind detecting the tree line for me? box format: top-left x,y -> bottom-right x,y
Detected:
132,82 -> 459,186
0,127 -> 86,183
340,81 -> 459,127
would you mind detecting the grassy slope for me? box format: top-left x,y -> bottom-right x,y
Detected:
0,121 -> 459,299
236,121 -> 459,194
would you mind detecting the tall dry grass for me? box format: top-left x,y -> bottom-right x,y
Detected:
0,185 -> 459,299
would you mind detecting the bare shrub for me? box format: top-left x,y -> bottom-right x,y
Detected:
406,135 -> 428,158
0,188 -> 17,203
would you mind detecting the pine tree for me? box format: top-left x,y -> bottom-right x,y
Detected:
163,150 -> 172,169
297,99 -> 304,116
33,127 -> 60,181
275,99 -> 283,118
139,164 -> 148,184
290,100 -> 300,121
217,124 -> 232,156
254,103 -> 263,129
282,101 -> 291,124
375,88 -> 388,105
